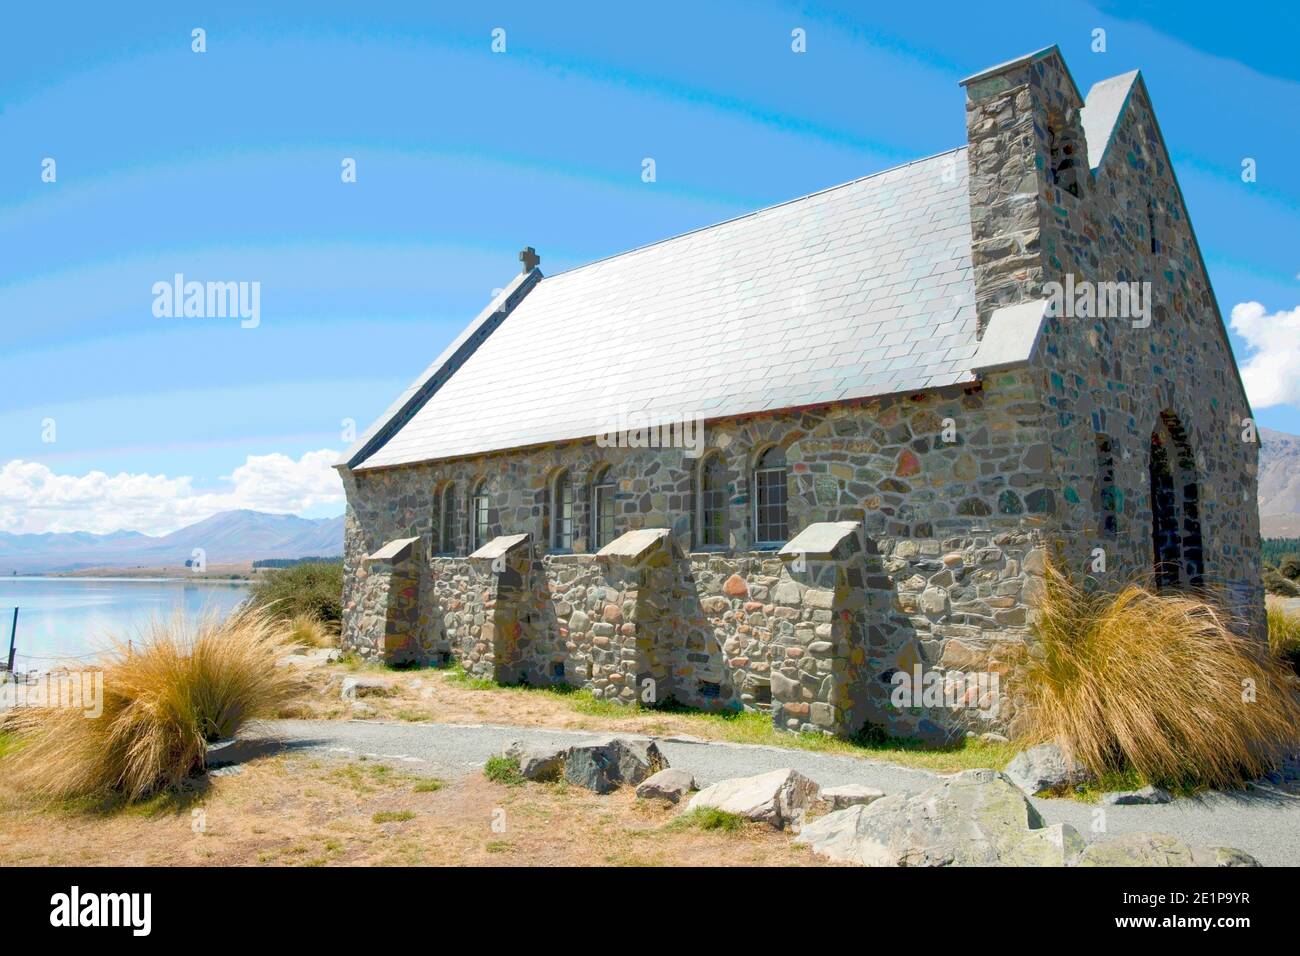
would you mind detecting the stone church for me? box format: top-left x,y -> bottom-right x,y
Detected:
336,47 -> 1262,742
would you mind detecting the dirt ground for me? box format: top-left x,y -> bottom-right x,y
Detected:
0,653 -> 1001,867
0,753 -> 829,867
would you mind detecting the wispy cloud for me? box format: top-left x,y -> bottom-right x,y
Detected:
0,450 -> 343,536
1230,301 -> 1300,410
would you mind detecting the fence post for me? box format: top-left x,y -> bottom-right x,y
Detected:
5,607 -> 15,673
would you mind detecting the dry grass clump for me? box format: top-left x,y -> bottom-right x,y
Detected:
1267,598 -> 1300,674
1009,561 -> 1300,789
0,607 -> 299,803
286,613 -> 336,649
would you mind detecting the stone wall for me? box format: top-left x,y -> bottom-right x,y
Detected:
962,50 -> 1263,635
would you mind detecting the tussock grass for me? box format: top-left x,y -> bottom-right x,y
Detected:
0,607 -> 299,803
286,613 -> 336,649
1267,598 -> 1300,674
1009,561 -> 1300,789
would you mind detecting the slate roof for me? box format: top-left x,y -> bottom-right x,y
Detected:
350,148 -> 979,471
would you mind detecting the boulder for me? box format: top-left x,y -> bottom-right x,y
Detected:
1004,743 -> 1091,795
818,784 -> 886,811
635,768 -> 696,804
564,736 -> 667,794
1077,832 -> 1259,867
1002,823 -> 1086,867
794,769 -> 1044,866
502,741 -> 568,782
1101,786 -> 1173,806
340,676 -> 395,701
687,769 -> 821,830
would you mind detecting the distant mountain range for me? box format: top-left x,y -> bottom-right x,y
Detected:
1260,428 -> 1300,538
0,510 -> 344,574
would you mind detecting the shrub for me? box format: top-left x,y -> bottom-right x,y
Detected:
1268,599 -> 1300,674
1009,560 -> 1300,789
1,607 -> 299,802
482,755 -> 524,786
247,560 -> 343,625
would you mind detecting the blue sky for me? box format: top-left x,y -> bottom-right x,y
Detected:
2,1 -> 1298,534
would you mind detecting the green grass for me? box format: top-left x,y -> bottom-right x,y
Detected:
412,778 -> 444,793
0,728 -> 19,762
432,666 -> 1015,772
372,810 -> 415,824
667,807 -> 748,833
482,754 -> 524,786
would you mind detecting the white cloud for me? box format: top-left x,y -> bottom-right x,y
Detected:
0,450 -> 343,535
1229,301 -> 1300,409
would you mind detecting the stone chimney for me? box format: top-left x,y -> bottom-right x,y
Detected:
960,46 -> 1088,338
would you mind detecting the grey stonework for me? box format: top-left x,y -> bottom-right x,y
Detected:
339,47 -> 1263,743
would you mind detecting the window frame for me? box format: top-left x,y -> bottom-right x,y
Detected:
590,467 -> 616,551
751,445 -> 789,549
437,483 -> 456,554
551,469 -> 574,552
470,482 -> 490,551
695,452 -> 728,550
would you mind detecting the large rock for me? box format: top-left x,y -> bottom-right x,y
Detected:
1004,743 -> 1091,795
687,769 -> 821,830
564,737 -> 667,794
635,768 -> 696,804
794,769 -> 1045,866
1077,832 -> 1259,867
818,784 -> 886,811
340,675 -> 395,700
1002,823 -> 1086,867
502,741 -> 568,782
1101,786 -> 1173,806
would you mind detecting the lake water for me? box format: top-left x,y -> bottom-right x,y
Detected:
0,577 -> 252,671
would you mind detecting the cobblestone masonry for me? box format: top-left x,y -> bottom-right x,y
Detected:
340,47 -> 1263,741
963,49 -> 1261,633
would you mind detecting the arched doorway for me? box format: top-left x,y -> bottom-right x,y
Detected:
1148,411 -> 1204,590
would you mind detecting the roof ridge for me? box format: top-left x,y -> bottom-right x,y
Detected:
542,145 -> 968,280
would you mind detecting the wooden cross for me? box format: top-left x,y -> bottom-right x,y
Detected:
518,246 -> 540,273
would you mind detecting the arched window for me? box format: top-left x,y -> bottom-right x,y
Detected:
590,466 -> 615,550
551,469 -> 574,551
752,446 -> 789,547
436,483 -> 456,553
470,481 -> 490,551
696,453 -> 727,549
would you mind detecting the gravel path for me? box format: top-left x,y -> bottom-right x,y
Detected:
246,718 -> 1300,866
